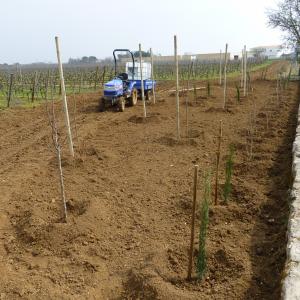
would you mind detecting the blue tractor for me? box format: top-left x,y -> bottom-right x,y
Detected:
100,49 -> 156,112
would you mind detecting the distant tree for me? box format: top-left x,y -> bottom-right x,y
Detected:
68,58 -> 80,64
81,56 -> 89,63
267,0 -> 300,45
101,57 -> 113,65
133,50 -> 151,58
88,56 -> 97,63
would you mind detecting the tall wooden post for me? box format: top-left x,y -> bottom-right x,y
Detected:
139,43 -> 147,118
94,66 -> 99,90
174,35 -> 180,140
150,48 -> 156,104
243,45 -> 247,97
223,43 -> 228,109
79,71 -> 83,93
7,74 -> 14,108
240,48 -> 244,88
102,66 -> 106,87
45,69 -> 51,100
31,71 -> 38,102
55,36 -> 74,157
219,50 -> 222,86
18,66 -> 24,92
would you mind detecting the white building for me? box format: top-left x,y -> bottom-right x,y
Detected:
249,45 -> 285,59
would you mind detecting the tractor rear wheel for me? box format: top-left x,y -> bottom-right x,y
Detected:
129,88 -> 138,106
118,98 -> 125,112
146,90 -> 152,102
99,97 -> 105,112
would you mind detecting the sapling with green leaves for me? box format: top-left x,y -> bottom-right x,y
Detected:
197,172 -> 211,280
223,145 -> 234,203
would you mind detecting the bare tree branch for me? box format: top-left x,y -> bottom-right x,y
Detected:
267,0 -> 300,45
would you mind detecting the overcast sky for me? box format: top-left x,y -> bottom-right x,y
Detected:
1,0 -> 283,64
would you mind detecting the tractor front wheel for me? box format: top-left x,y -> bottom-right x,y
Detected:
118,98 -> 125,112
129,88 -> 138,106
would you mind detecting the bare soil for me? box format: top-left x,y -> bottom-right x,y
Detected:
0,62 -> 298,299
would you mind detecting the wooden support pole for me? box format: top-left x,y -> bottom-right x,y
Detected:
219,50 -> 222,86
223,43 -> 228,109
31,71 -> 38,103
79,71 -> 83,93
243,45 -> 247,97
18,66 -> 24,92
150,48 -> 156,104
240,48 -> 244,88
187,165 -> 199,281
94,66 -> 99,90
174,35 -> 180,140
45,69 -> 51,100
139,43 -> 147,118
214,120 -> 223,205
276,74 -> 280,105
102,66 -> 106,87
55,36 -> 74,157
7,73 -> 14,108
185,61 -> 193,139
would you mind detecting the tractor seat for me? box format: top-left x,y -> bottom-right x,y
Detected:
118,73 -> 128,81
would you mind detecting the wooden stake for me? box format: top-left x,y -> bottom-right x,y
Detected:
223,43 -> 228,109
55,36 -> 74,157
243,45 -> 247,97
31,71 -> 38,103
187,165 -> 199,281
94,66 -> 99,90
45,69 -> 50,100
139,43 -> 147,118
185,62 -> 193,138
240,48 -> 244,88
79,71 -> 83,93
219,50 -> 222,86
174,35 -> 180,140
7,73 -> 14,108
150,48 -> 156,104
102,66 -> 106,87
276,74 -> 280,106
214,120 -> 223,205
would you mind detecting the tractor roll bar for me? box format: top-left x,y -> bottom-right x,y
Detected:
113,49 -> 135,80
